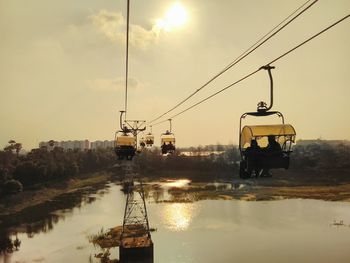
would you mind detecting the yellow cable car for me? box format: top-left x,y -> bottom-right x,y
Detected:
139,136 -> 146,148
115,129 -> 136,160
238,65 -> 296,178
241,124 -> 296,149
145,133 -> 154,147
239,123 -> 296,178
161,131 -> 175,154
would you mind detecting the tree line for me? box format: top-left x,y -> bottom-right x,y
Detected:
0,140 -> 116,196
136,146 -> 240,181
290,140 -> 350,171
1,140 -> 349,196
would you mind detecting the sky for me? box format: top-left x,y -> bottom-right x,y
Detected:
0,0 -> 349,150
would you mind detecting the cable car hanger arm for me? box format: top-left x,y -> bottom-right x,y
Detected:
258,65 -> 275,112
119,110 -> 126,130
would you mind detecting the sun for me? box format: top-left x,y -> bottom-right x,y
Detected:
156,2 -> 188,31
165,2 -> 188,27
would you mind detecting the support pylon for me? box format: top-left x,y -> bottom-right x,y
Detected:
119,160 -> 153,263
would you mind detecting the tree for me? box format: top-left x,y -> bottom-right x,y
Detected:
14,143 -> 22,158
3,140 -> 22,158
48,140 -> 56,151
3,179 -> 23,194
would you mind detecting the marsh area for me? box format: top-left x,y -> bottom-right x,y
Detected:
1,178 -> 350,263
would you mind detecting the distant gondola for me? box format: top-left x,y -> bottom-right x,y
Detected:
145,133 -> 154,147
139,136 -> 146,148
161,131 -> 176,154
161,119 -> 176,154
145,126 -> 154,147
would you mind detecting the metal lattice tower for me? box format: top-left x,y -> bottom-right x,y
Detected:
121,161 -> 151,239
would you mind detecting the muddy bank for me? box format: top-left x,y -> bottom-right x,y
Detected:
143,181 -> 350,202
1,168 -> 349,219
0,171 -> 119,217
141,168 -> 350,202
90,225 -> 156,249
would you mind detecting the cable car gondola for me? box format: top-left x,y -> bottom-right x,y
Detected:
115,126 -> 136,160
114,111 -> 140,160
161,119 -> 176,154
145,133 -> 154,147
139,136 -> 146,148
238,65 -> 296,179
145,126 -> 154,147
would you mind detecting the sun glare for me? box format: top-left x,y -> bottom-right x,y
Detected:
164,179 -> 191,188
156,2 -> 188,31
163,203 -> 197,231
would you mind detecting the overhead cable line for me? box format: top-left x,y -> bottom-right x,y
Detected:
266,14 -> 349,65
221,0 -> 316,72
124,0 -> 130,120
147,0 -> 318,125
151,14 -> 350,127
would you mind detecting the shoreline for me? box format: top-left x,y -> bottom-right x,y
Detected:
175,182 -> 350,202
0,171 -> 118,217
1,168 -> 349,219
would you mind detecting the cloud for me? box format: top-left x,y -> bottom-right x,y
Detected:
129,24 -> 160,49
87,77 -> 140,91
90,10 -> 160,49
90,10 -> 125,43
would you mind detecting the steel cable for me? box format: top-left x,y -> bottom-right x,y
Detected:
151,14 -> 350,126
147,0 -> 319,125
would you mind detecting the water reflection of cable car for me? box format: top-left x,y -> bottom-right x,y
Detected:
238,65 -> 296,179
161,119 -> 175,154
115,128 -> 136,160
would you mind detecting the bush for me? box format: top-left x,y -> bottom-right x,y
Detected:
3,179 -> 23,195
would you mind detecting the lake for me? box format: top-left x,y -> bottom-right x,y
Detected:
1,179 -> 350,263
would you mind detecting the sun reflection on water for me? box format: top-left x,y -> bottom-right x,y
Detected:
163,179 -> 191,188
162,203 -> 199,231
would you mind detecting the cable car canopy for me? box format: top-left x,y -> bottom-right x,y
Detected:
241,124 -> 296,149
116,135 -> 136,146
145,134 -> 154,141
161,134 -> 175,144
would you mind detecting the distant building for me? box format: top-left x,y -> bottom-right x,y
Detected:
58,140 -> 90,151
39,140 -> 60,151
39,140 -> 90,151
38,139 -> 113,151
296,139 -> 350,146
91,140 -> 103,149
91,140 -> 114,149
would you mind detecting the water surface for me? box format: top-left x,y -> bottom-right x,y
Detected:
1,180 -> 350,263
